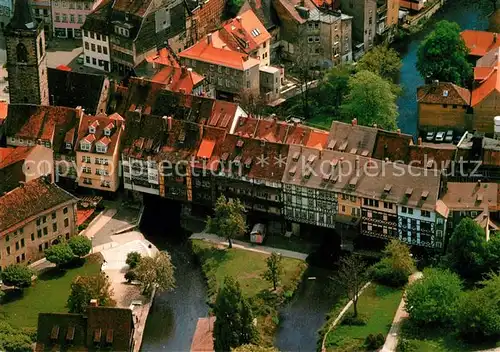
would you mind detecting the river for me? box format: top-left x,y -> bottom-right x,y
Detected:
396,0 -> 489,136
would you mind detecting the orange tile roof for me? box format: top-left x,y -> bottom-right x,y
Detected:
0,146 -> 31,169
76,208 -> 95,226
461,30 -> 500,57
77,114 -> 124,155
474,66 -> 494,81
219,9 -> 271,53
0,101 -> 8,121
145,48 -> 180,68
306,130 -> 329,149
471,67 -> 500,106
151,66 -> 204,94
179,35 -> 260,70
197,139 -> 216,158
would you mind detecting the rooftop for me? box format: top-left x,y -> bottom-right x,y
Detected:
471,67 -> 500,106
0,177 -> 77,234
326,121 -> 378,157
461,30 -> 500,57
417,82 -> 471,106
150,66 -> 204,94
76,114 -> 124,155
441,182 -> 498,211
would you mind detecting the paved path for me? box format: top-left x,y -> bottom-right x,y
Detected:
381,271 -> 423,352
83,208 -> 117,240
190,232 -> 308,260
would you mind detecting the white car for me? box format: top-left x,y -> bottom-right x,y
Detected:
425,131 -> 435,142
435,131 -> 445,142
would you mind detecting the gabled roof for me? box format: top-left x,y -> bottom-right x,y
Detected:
8,0 -> 36,30
86,306 -> 134,351
476,47 -> 500,68
48,68 -> 107,115
471,67 -> 500,106
0,177 -> 77,234
239,0 -> 280,31
441,182 -> 498,211
77,114 -> 124,155
0,146 -> 32,169
36,313 -> 87,352
327,121 -> 378,157
146,47 -> 181,68
417,82 -> 471,105
151,66 -> 205,94
461,30 -> 500,57
179,35 -> 260,70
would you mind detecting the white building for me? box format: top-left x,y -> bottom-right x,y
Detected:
82,29 -> 110,72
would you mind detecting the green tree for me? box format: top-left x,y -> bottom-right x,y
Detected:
206,195 -> 246,248
445,217 -> 487,281
357,45 -> 402,82
416,20 -> 472,86
68,236 -> 92,257
126,251 -> 142,269
316,64 -> 353,116
341,70 -> 398,130
213,276 -> 257,351
336,255 -> 367,318
405,268 -> 462,326
67,272 -> 115,313
0,264 -> 34,289
0,322 -> 33,352
262,252 -> 283,291
224,0 -> 244,19
485,233 -> 500,273
232,345 -> 279,352
45,242 -> 75,266
370,240 -> 415,287
135,252 -> 175,296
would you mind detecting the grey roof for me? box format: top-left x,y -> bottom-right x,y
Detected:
327,121 -> 378,157
282,145 -> 441,211
9,0 -> 36,30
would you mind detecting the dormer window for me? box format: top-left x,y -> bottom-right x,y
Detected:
65,142 -> 72,150
89,126 -> 96,134
96,144 -> 108,153
80,141 -> 91,151
104,128 -> 111,136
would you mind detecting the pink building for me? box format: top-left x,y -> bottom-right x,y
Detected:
52,0 -> 100,38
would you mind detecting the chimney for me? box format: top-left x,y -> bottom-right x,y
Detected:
181,66 -> 188,77
89,299 -> 98,307
207,33 -> 212,45
75,106 -> 84,118
236,15 -> 242,22
397,128 -> 401,135
417,137 -> 422,146
351,118 -> 357,126
167,116 -> 172,131
243,55 -> 249,61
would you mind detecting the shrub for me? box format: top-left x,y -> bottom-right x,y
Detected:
365,333 -> 385,350
125,269 -> 137,283
45,242 -> 75,266
1,264 -> 34,288
68,236 -> 92,257
397,338 -> 419,352
341,311 -> 367,326
369,259 -> 408,288
126,251 -> 141,269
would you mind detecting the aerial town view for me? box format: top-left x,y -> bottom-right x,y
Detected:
0,0 -> 499,350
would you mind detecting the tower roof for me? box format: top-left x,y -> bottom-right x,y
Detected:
9,0 -> 36,30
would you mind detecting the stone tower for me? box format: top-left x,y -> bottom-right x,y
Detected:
5,0 -> 49,105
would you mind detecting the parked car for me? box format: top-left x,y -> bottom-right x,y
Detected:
435,131 -> 445,142
445,130 -> 453,143
425,131 -> 435,142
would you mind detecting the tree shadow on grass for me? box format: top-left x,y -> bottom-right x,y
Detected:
1,287 -> 25,304
38,268 -> 67,281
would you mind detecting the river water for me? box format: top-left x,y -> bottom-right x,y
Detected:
139,4 -> 487,351
396,0 -> 488,136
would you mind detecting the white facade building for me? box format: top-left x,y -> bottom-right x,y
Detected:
82,29 -> 111,72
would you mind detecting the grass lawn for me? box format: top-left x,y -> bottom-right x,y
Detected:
0,254 -> 102,329
325,284 -> 403,351
192,239 -> 306,298
304,114 -> 334,130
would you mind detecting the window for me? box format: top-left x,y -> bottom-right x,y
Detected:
64,218 -> 69,227
96,33 -> 101,41
91,43 -> 96,51
16,43 -> 28,63
63,207 -> 68,214
53,223 -> 58,232
86,56 -> 90,64
21,239 -> 25,248
78,15 -> 83,24
97,45 -> 102,53
85,41 -> 89,50
39,244 -> 43,252
421,210 -> 431,217
90,32 -> 95,39
246,81 -> 250,88
55,13 -> 60,22
402,206 -> 407,213
44,242 -> 48,249
92,58 -> 97,65
408,208 -> 414,215
21,253 -> 25,261
62,14 -> 67,22
37,229 -> 42,238
442,104 -> 448,108
52,212 -> 56,220
43,227 -> 48,236
31,233 -> 35,241
103,47 -> 108,55
84,30 -> 88,37
69,1 -> 74,8
70,14 -> 75,23
15,242 -> 19,250
6,246 -> 10,255
66,233 -> 70,240
5,235 -> 9,242
16,256 -> 20,263
96,144 -> 107,153
80,141 -> 91,151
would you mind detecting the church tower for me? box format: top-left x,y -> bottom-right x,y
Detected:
5,0 -> 49,105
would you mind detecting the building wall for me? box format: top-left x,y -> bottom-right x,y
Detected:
361,198 -> 398,240
76,148 -> 120,192
397,205 -> 438,248
418,102 -> 470,131
0,201 -> 77,269
399,0 -> 424,11
386,0 -> 400,26
473,91 -> 500,133
52,0 -> 95,38
5,24 -> 49,105
32,0 -> 52,38
255,39 -> 271,67
188,0 -> 224,45
122,156 -> 160,196
83,30 -> 111,72
337,193 -> 361,218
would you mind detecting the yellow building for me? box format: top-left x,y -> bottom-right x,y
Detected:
0,177 -> 78,269
75,113 -> 125,192
337,193 -> 362,219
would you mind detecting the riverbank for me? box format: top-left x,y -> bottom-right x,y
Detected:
191,239 -> 307,347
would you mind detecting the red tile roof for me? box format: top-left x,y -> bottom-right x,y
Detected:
179,35 -> 260,70
219,9 -> 271,53
417,82 -> 471,105
151,66 -> 204,94
0,101 -> 8,121
0,146 -> 32,169
0,178 -> 77,234
146,48 -> 180,68
208,100 -> 240,130
471,67 -> 500,106
461,30 -> 500,57
306,130 -> 329,149
77,114 -> 124,156
197,139 -> 216,158
475,66 -> 494,81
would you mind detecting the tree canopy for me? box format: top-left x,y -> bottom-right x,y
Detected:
416,20 -> 472,86
444,218 -> 487,281
336,254 -> 367,317
0,264 -> 34,289
405,268 -> 462,326
341,70 -> 398,130
232,345 -> 279,352
206,195 -> 246,248
213,276 -> 257,351
262,252 -> 283,291
68,236 -> 92,257
126,251 -> 142,269
45,242 -> 75,266
357,45 -> 402,82
135,252 -> 175,296
370,240 -> 415,287
67,272 -> 115,313
0,322 -> 33,352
